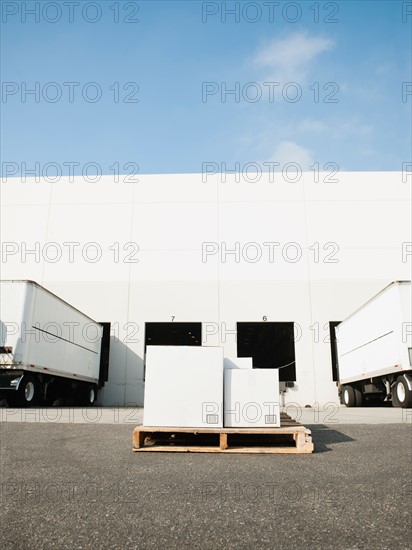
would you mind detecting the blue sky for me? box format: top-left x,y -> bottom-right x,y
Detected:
1,0 -> 411,176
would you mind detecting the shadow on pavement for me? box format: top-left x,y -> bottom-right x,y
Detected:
308,424 -> 355,453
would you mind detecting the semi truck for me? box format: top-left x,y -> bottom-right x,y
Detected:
0,280 -> 109,407
337,281 -> 412,408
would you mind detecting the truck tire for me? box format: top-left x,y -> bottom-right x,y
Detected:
87,385 -> 97,405
6,374 -> 40,407
392,376 -> 412,408
342,385 -> 362,407
78,384 -> 97,406
342,385 -> 356,407
353,386 -> 363,407
43,385 -> 57,406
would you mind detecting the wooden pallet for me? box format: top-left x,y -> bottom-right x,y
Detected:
132,413 -> 314,454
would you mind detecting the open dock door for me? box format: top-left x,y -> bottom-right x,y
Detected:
144,322 -> 202,377
237,322 -> 296,382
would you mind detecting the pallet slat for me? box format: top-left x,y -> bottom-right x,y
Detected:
134,446 -> 312,454
132,414 -> 314,454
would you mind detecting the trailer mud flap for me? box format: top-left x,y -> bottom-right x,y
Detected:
404,373 -> 412,391
0,372 -> 24,390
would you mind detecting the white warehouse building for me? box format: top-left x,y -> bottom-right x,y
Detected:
1,171 -> 411,406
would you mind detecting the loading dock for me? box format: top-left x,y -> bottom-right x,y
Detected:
236,322 -> 296,381
144,322 -> 202,376
144,322 -> 202,348
329,321 -> 341,382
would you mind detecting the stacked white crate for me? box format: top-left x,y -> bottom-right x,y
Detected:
143,346 -> 224,427
143,347 -> 280,429
224,357 -> 280,428
224,357 -> 253,370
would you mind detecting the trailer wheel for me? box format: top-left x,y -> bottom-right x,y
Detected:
87,385 -> 97,405
78,384 -> 97,406
392,376 -> 412,408
342,385 -> 363,407
7,374 -> 40,407
43,385 -> 57,406
353,387 -> 363,407
342,385 -> 355,407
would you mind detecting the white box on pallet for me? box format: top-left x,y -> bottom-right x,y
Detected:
224,369 -> 280,427
224,357 -> 253,369
143,346 -> 224,427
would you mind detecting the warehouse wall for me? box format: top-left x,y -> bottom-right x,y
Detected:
1,171 -> 410,406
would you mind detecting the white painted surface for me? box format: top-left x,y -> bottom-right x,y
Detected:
337,282 -> 412,384
224,357 -> 253,369
143,346 -> 224,427
0,171 -> 410,406
224,369 -> 280,427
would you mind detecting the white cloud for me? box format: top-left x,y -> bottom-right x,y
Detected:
269,140 -> 314,169
375,63 -> 394,75
253,32 -> 334,83
297,119 -> 328,134
332,117 -> 373,139
297,116 -> 373,140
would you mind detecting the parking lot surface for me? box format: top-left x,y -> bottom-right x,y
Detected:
0,415 -> 411,549
1,405 -> 410,425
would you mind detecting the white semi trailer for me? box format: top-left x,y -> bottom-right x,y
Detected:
337,281 -> 412,408
0,280 -> 108,407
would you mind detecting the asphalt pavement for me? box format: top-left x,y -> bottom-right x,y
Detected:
1,404 -> 410,425
0,418 -> 411,550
